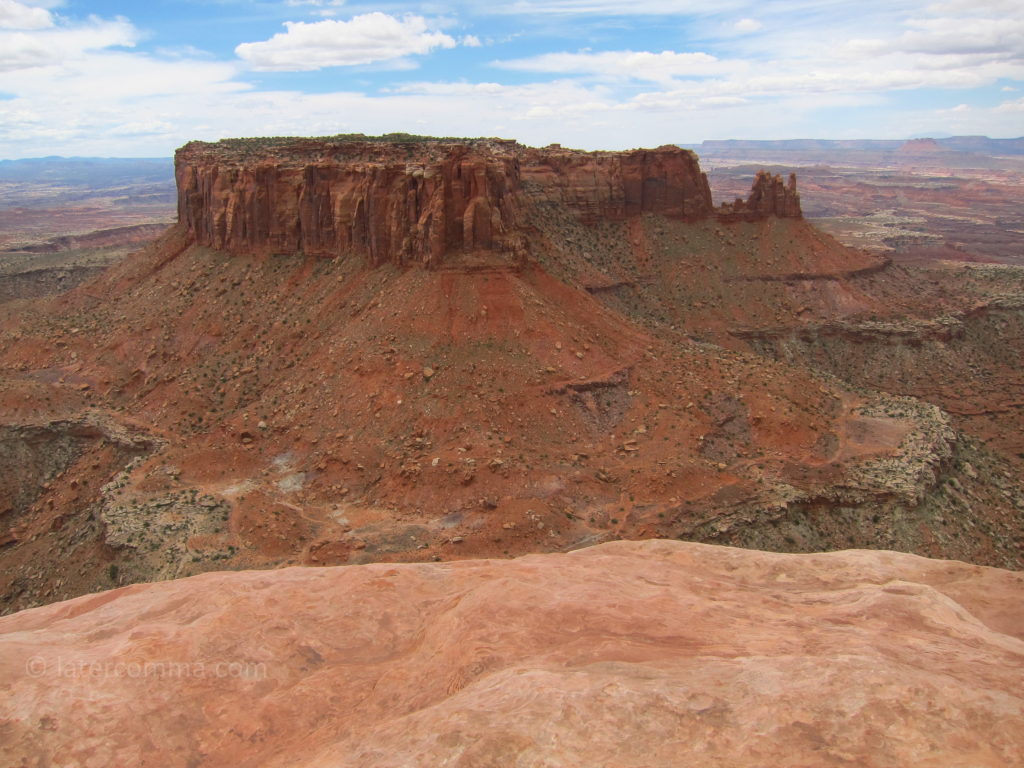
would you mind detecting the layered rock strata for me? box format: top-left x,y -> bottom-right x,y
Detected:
519,143 -> 715,222
175,136 -> 796,267
175,139 -> 524,267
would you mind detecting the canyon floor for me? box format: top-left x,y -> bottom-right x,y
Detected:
0,157 -> 176,305
698,137 -> 1024,265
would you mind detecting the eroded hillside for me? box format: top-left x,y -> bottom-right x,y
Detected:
1,136 -> 1021,614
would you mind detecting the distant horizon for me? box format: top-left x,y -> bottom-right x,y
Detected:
2,0 -> 1022,160
3,134 -> 1024,163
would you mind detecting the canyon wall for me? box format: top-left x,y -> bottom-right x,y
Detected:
176,139 -> 525,267
520,143 -> 715,222
176,137 -> 798,266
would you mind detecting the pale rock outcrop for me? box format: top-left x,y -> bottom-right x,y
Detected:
2,540 -> 1022,767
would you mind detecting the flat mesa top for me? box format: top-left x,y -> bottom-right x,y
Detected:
174,134 -> 699,166
176,134 -> 525,164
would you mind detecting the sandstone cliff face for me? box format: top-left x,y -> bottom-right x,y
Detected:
522,143 -> 714,222
176,139 -> 525,267
176,138 -> 735,266
2,540 -> 1022,767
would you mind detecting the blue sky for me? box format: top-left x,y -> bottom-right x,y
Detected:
0,0 -> 1021,158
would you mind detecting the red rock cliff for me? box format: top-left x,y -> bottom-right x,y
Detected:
718,170 -> 803,221
176,138 -> 526,267
176,137 -> 789,266
521,144 -> 714,222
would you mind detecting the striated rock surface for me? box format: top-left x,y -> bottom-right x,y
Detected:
176,137 -> 723,266
2,539 -> 1023,767
176,138 -> 526,267
521,143 -> 714,222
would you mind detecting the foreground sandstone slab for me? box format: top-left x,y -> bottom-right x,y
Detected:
1,540 -> 1022,767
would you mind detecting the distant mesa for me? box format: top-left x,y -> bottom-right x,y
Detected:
175,134 -> 801,267
693,135 -> 1024,156
897,138 -> 950,155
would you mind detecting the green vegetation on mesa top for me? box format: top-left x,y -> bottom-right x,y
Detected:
192,133 -> 487,150
176,133 -> 518,161
328,133 -> 478,143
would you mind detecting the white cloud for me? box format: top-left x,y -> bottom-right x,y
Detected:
995,96 -> 1024,112
155,44 -> 215,60
486,0 -> 743,14
848,16 -> 1024,59
637,62 -> 1014,104
734,18 -> 761,33
3,0 -> 1024,160
286,0 -> 346,17
495,50 -> 734,83
461,34 -> 482,47
700,95 -> 747,106
0,0 -> 51,30
235,13 -> 456,71
108,119 -> 176,137
4,53 -> 1023,161
901,16 -> 1024,57
495,32 -> 1023,97
0,8 -> 243,154
928,0 -> 1023,14
0,48 -> 245,153
0,16 -> 138,72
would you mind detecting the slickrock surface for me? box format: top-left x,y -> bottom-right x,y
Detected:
2,540 -> 1022,767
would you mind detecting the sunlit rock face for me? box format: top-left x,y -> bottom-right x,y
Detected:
2,540 -> 1022,767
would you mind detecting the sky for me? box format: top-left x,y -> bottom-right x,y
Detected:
0,0 -> 1022,158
